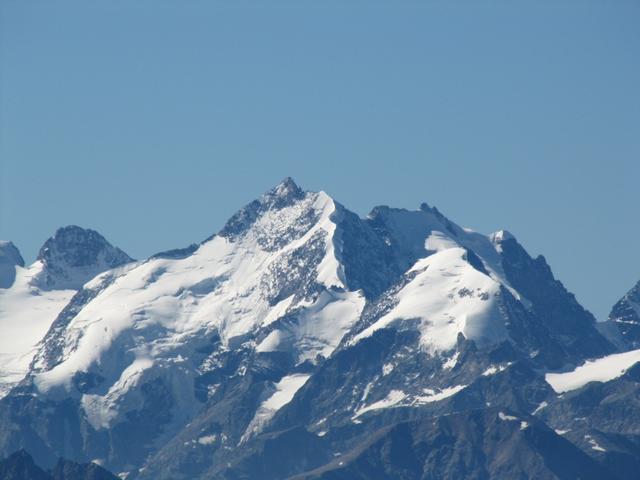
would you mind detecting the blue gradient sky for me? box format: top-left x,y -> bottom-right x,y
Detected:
1,0 -> 638,320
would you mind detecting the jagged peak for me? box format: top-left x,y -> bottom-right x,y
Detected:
219,178 -> 311,240
490,229 -> 516,244
34,225 -> 133,290
0,240 -> 24,268
38,225 -> 132,265
260,177 -> 306,209
269,176 -> 303,197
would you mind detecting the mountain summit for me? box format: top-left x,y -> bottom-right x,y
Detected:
33,225 -> 133,290
0,179 -> 636,479
0,227 -> 133,398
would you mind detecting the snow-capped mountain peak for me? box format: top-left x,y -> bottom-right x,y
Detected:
489,229 -> 516,247
264,176 -> 305,205
29,183 -> 364,434
34,225 -> 133,290
0,179 -> 623,479
0,227 -> 134,398
219,177 -> 307,241
350,245 -> 508,352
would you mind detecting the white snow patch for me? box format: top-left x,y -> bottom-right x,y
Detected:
261,295 -> 295,327
294,290 -> 365,363
256,329 -> 285,353
443,352 -> 459,370
482,366 -> 498,376
481,363 -> 511,376
354,390 -> 406,418
241,374 -> 310,442
585,435 -> 606,452
413,384 -> 466,404
263,374 -> 310,411
425,231 -> 459,252
360,381 -> 374,402
545,348 -> 640,393
489,230 -> 515,252
498,412 -> 518,421
314,192 -> 346,289
382,363 -> 394,376
532,401 -> 548,415
197,434 -> 217,445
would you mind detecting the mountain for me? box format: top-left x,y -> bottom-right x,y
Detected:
33,225 -> 133,291
0,178 -> 636,479
0,450 -> 49,480
600,280 -> 640,349
0,227 -> 133,398
0,450 -> 118,480
0,241 -> 25,289
292,409 -> 613,480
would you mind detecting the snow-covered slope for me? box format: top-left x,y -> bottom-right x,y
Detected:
546,348 -> 640,393
351,246 -> 507,352
27,180 -> 534,420
0,262 -> 75,397
0,228 -> 133,398
29,181 -> 369,434
343,205 -> 529,354
0,178 -> 620,479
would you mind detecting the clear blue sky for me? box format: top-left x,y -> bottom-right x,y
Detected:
1,0 -> 638,320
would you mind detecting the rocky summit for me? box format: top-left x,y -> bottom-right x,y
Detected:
0,178 -> 638,479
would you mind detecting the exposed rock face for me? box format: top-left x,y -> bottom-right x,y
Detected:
0,178 -> 636,479
34,225 -> 133,290
0,241 -> 24,289
605,280 -> 640,349
0,450 -> 118,480
0,450 -> 49,480
293,409 -> 613,480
